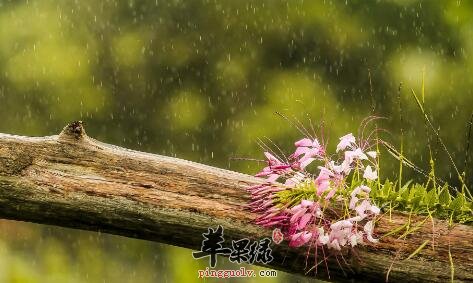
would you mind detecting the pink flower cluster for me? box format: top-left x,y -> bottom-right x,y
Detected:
248,133 -> 380,251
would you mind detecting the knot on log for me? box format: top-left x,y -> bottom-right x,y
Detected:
59,121 -> 87,141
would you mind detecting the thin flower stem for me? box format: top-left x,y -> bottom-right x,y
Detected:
410,89 -> 472,199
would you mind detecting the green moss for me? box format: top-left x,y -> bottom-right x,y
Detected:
273,178 -> 473,224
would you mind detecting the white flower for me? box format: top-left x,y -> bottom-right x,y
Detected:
370,205 -> 380,214
363,165 -> 378,181
364,220 -> 378,243
344,148 -> 368,165
350,185 -> 371,209
367,151 -> 377,159
336,133 -> 356,152
317,227 -> 330,245
350,231 -> 365,247
328,239 -> 341,250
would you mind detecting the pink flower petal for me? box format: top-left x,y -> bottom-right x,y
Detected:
336,133 -> 356,152
294,138 -> 313,147
266,174 -> 279,183
346,215 -> 363,222
331,220 -> 353,230
300,157 -> 315,169
301,231 -> 313,244
301,200 -> 314,207
298,213 -> 312,229
325,187 -> 337,200
355,200 -> 371,219
289,231 -> 312,247
292,146 -> 310,158
264,152 -> 279,163
290,207 -> 307,224
290,204 -> 302,212
349,196 -> 359,209
316,180 -> 330,195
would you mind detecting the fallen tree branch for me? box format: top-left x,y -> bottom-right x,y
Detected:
0,122 -> 471,282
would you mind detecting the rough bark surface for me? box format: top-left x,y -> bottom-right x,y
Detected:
0,122 -> 471,282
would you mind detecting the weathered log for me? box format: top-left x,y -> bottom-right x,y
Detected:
0,122 -> 471,282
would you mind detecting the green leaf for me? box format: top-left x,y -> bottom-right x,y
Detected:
408,184 -> 426,207
398,181 -> 411,200
424,188 -> 438,207
381,180 -> 392,198
439,186 -> 451,206
450,194 -> 465,211
402,180 -> 413,190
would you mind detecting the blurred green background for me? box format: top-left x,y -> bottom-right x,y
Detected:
0,0 -> 472,282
